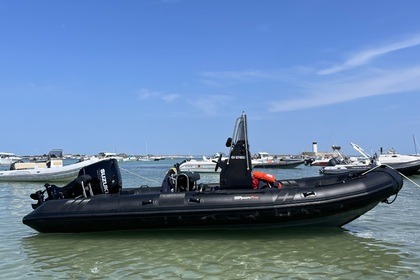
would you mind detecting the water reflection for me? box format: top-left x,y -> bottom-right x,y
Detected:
22,228 -> 415,279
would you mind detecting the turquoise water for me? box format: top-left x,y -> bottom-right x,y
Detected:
1,160 -> 419,279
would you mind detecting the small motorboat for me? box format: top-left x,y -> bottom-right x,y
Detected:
346,143 -> 420,176
0,152 -> 22,166
178,153 -> 227,173
252,152 -> 304,169
180,152 -> 304,173
319,143 -> 376,175
0,157 -> 101,182
23,113 -> 404,233
305,156 -> 332,166
375,148 -> 420,176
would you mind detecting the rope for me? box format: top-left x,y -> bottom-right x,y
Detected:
119,167 -> 160,184
396,169 -> 420,189
384,193 -> 398,204
361,164 -> 420,188
361,164 -> 382,175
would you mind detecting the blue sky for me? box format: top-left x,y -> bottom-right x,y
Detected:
1,0 -> 420,156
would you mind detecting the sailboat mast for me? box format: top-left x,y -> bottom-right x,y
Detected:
414,134 -> 418,155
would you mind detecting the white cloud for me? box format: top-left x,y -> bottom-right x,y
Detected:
138,88 -> 179,103
199,69 -> 285,86
188,94 -> 233,116
195,34 -> 420,114
269,66 -> 420,112
318,34 -> 420,75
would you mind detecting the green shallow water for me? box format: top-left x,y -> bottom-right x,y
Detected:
1,160 -> 419,279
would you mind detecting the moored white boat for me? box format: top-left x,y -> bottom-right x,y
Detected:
320,144 -> 375,175
252,152 -> 273,163
179,153 -> 227,173
122,156 -> 138,162
375,148 -> 420,175
98,152 -> 124,162
307,156 -> 332,166
137,157 -> 152,162
252,152 -> 304,169
0,157 -> 102,182
352,143 -> 420,175
0,152 -> 22,166
181,152 -> 304,172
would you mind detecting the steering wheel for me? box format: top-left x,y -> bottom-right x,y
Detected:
214,153 -> 223,172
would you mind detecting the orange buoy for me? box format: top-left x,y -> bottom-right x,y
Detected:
253,171 -> 276,183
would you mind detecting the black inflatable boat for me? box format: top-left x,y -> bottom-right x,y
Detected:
23,113 -> 404,233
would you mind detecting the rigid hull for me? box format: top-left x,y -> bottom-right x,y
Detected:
320,164 -> 375,175
23,166 -> 402,233
253,160 -> 304,169
382,159 -> 420,176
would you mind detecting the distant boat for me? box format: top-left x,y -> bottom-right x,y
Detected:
98,152 -> 123,162
0,157 -> 101,182
322,143 -> 420,176
354,143 -> 420,175
375,148 -> 420,176
306,156 -> 332,166
0,152 -> 22,166
319,144 -> 375,175
150,156 -> 165,161
137,157 -> 152,162
252,152 -> 304,169
137,155 -> 165,162
180,152 -> 304,172
179,153 -> 227,173
253,158 -> 305,169
122,156 -> 138,162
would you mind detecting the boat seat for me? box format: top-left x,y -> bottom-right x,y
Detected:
197,183 -> 220,191
161,165 -> 202,193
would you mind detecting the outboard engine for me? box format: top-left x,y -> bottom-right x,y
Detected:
30,159 -> 122,209
218,112 -> 253,189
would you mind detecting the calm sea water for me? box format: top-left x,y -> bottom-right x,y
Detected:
1,159 -> 419,279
